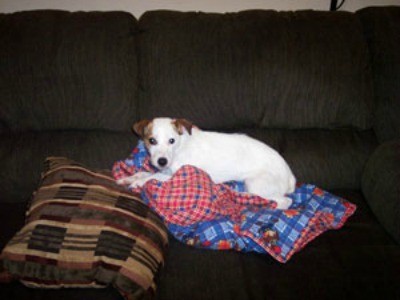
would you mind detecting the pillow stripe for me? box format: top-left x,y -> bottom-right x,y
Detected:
28,200 -> 167,246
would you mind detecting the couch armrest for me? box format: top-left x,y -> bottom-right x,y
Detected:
362,140 -> 400,244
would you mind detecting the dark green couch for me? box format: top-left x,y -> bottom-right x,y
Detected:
0,7 -> 399,300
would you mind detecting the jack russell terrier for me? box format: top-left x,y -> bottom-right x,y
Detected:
117,117 -> 296,209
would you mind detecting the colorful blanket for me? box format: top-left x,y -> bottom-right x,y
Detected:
113,141 -> 356,263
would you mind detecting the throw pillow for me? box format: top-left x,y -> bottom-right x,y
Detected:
0,157 -> 168,300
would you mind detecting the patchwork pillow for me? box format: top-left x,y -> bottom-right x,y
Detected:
0,157 -> 168,300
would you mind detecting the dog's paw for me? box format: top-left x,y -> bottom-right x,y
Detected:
126,172 -> 152,189
128,178 -> 149,189
116,178 -> 129,185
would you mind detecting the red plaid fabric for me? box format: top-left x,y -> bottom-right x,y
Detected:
142,166 -> 277,226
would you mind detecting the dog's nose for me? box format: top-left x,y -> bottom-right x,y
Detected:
158,157 -> 168,167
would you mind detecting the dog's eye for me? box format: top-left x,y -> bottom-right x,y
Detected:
169,138 -> 175,144
149,138 -> 157,145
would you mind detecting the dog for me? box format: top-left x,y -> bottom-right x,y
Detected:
117,117 -> 296,209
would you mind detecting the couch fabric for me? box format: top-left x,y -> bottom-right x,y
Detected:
139,10 -> 374,130
0,6 -> 399,300
358,7 -> 400,142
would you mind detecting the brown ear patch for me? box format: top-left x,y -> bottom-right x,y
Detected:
173,119 -> 193,135
133,119 -> 152,138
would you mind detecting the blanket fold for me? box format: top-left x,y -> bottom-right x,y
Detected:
113,141 -> 356,263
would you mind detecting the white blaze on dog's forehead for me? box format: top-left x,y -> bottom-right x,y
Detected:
151,118 -> 178,142
153,118 -> 174,128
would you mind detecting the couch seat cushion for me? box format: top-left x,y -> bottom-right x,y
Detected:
155,190 -> 399,300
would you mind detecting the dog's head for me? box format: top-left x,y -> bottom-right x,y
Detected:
133,118 -> 193,171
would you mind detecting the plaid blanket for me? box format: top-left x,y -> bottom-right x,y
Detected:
113,141 -> 356,263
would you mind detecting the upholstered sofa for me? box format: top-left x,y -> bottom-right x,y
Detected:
0,6 -> 399,300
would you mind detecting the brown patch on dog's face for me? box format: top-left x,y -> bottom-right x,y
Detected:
172,118 -> 193,135
133,120 -> 154,148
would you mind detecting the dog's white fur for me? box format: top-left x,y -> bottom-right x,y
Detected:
117,117 -> 296,209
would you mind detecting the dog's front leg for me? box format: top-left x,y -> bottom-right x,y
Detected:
116,172 -> 152,186
128,172 -> 171,189
116,172 -> 171,189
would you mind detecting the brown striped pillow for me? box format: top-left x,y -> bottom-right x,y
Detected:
0,157 -> 168,300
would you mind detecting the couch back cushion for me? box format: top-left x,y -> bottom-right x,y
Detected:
358,7 -> 400,142
0,10 -> 138,132
138,10 -> 373,130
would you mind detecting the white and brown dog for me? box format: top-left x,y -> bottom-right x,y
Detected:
117,117 -> 296,209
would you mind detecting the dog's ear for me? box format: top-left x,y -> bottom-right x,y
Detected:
133,119 -> 151,137
173,118 -> 193,135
